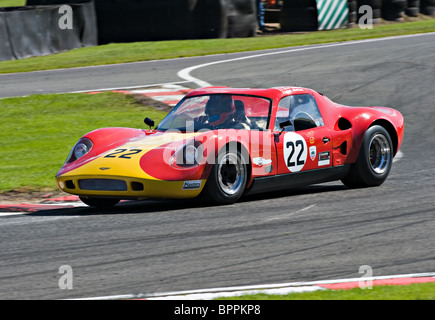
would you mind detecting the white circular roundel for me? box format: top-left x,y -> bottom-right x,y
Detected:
283,132 -> 307,172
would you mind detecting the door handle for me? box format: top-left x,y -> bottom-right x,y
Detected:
323,137 -> 330,144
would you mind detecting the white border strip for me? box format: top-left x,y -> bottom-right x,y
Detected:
77,272 -> 435,300
69,80 -> 191,94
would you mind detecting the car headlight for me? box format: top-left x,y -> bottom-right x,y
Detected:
170,140 -> 204,168
65,138 -> 93,164
184,145 -> 199,164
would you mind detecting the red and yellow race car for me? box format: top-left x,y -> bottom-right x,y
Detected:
56,86 -> 404,207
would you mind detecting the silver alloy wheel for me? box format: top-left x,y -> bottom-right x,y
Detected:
368,133 -> 391,174
217,152 -> 246,196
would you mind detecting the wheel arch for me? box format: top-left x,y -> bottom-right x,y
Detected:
369,119 -> 398,156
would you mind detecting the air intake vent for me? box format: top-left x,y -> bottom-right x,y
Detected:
65,180 -> 75,189
337,118 -> 352,130
78,179 -> 127,191
339,141 -> 347,155
131,182 -> 144,191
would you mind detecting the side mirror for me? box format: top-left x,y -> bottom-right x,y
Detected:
279,119 -> 292,129
274,119 -> 292,142
144,117 -> 155,129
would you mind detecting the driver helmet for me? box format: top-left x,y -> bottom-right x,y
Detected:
205,95 -> 235,126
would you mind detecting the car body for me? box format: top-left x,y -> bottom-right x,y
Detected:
56,86 -> 404,207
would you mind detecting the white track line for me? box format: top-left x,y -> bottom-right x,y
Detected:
177,32 -> 435,87
69,80 -> 191,94
78,272 -> 435,300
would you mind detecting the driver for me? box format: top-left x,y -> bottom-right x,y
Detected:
203,95 -> 236,128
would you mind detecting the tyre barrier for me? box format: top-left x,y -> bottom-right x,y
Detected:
382,0 -> 407,20
406,0 -> 420,16
0,16 -> 13,61
348,0 -> 357,25
420,0 -> 435,15
0,1 -> 97,61
27,0 -> 258,44
227,0 -> 257,37
357,0 -> 382,23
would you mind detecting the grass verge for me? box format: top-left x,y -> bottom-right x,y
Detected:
0,92 -> 167,192
216,282 -> 435,300
0,0 -> 26,7
0,18 -> 434,74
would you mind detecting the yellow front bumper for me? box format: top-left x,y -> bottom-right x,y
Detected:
56,175 -> 206,200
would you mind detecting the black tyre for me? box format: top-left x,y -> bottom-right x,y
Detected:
382,0 -> 407,20
348,11 -> 357,24
421,5 -> 435,15
201,145 -> 248,204
348,0 -> 357,13
342,125 -> 393,188
405,6 -> 420,16
421,0 -> 435,6
79,196 -> 120,208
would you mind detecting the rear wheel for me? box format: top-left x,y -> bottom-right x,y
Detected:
79,197 -> 120,208
342,125 -> 393,188
201,146 -> 248,205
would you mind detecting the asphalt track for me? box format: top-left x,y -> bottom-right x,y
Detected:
0,33 -> 434,299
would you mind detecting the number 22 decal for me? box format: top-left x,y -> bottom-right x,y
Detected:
283,132 -> 307,172
105,149 -> 142,159
286,140 -> 305,167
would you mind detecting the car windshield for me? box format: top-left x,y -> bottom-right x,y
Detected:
157,94 -> 272,131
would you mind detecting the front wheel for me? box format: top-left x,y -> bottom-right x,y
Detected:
79,196 -> 120,208
342,125 -> 393,188
201,147 -> 248,205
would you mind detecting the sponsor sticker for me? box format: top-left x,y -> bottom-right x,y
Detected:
309,146 -> 317,161
318,151 -> 330,166
182,180 -> 202,190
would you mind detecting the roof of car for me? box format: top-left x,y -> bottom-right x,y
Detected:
185,86 -> 315,100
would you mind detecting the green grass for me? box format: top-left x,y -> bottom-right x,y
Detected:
0,92 -> 167,192
0,0 -> 26,7
0,18 -> 434,74
217,282 -> 435,300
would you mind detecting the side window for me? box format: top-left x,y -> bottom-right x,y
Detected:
274,94 -> 324,132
